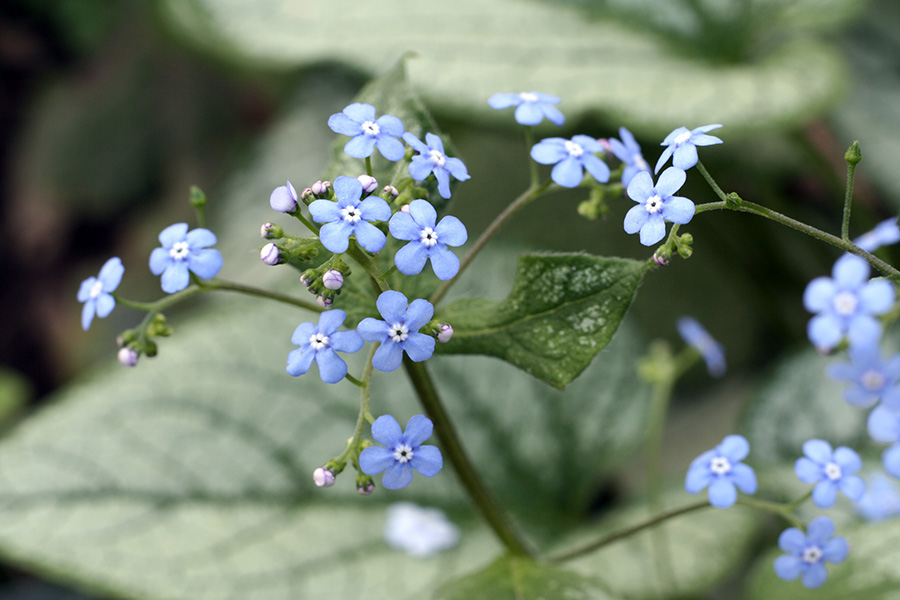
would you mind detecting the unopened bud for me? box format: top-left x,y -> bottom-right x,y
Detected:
190,186 -> 207,209
301,187 -> 314,203
313,467 -> 335,488
260,243 -> 282,266
845,140 -> 862,166
322,269 -> 344,290
311,180 -> 331,196
598,138 -> 612,153
269,181 -> 298,213
383,185 -> 399,198
357,480 -> 375,495
358,175 -> 378,194
400,204 -> 410,213
118,347 -> 139,367
437,324 -> 454,343
652,252 -> 670,267
260,222 -> 283,239
316,295 -> 333,308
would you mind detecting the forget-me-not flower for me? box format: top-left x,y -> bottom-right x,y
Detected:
149,223 -> 223,294
856,473 -> 900,521
389,200 -> 467,280
685,434 -> 757,508
384,502 -> 460,557
309,175 -> 391,254
803,253 -> 894,352
286,309 -> 363,384
357,291 -> 435,372
795,439 -> 865,508
854,217 -> 900,253
609,127 -> 650,187
487,92 -> 565,126
77,257 -> 124,330
359,414 -> 443,489
655,124 -> 723,173
403,132 -> 470,199
328,103 -> 405,161
773,516 -> 848,589
623,167 -> 695,246
826,344 -> 900,408
530,135 -> 609,188
677,316 -> 726,377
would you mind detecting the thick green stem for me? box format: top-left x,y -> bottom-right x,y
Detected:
403,358 -> 532,557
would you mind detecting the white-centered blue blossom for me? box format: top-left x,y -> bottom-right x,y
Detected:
609,127 -> 650,187
794,439 -> 865,508
309,175 -> 391,254
389,199 -> 467,280
685,434 -> 757,508
286,310 -> 363,384
826,344 -> 900,408
773,516 -> 848,589
384,502 -> 460,557
655,124 -> 723,173
623,167 -> 695,246
77,257 -> 124,330
357,291 -> 435,372
328,103 -> 406,161
403,132 -> 470,199
149,223 -> 223,294
487,91 -> 565,126
803,253 -> 894,352
530,135 -> 609,188
359,415 -> 443,490
854,217 -> 900,253
677,316 -> 726,377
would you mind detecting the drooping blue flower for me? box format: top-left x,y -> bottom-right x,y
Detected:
487,92 -> 565,126
609,127 -> 650,187
328,103 -> 406,161
795,439 -> 865,508
384,502 -> 460,557
856,472 -> 900,521
685,434 -> 757,508
269,180 -> 298,213
623,167 -> 695,246
77,257 -> 124,330
389,200 -> 468,280
149,223 -> 223,294
530,135 -> 610,188
803,253 -> 894,352
359,414 -> 443,489
654,124 -> 723,173
773,516 -> 848,589
309,175 -> 392,254
357,291 -> 435,372
854,217 -> 900,253
826,344 -> 900,408
402,132 -> 470,199
677,316 -> 726,377
286,309 -> 364,384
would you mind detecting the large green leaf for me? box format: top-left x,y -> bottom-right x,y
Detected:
436,253 -> 647,389
160,0 -> 848,132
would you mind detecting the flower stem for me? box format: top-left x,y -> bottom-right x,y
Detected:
695,160 -> 727,201
402,358 -> 533,557
842,152 -> 858,242
736,497 -> 805,529
524,127 -> 539,189
336,346 -> 377,465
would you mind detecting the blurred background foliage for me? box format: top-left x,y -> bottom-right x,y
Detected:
2,0 -> 900,597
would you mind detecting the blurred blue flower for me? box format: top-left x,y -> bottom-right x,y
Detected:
286,309 -> 364,384
309,175 -> 392,254
854,217 -> 900,253
384,502 -> 460,557
359,414 -> 443,489
357,291 -> 435,372
856,472 -> 900,521
685,434 -> 757,508
328,103 -> 405,161
149,223 -> 223,294
77,257 -> 124,330
826,344 -> 900,408
487,92 -> 564,126
530,135 -> 609,188
655,124 -> 723,173
795,439 -> 865,508
623,167 -> 695,246
609,127 -> 650,187
774,516 -> 847,589
403,132 -> 470,199
389,200 -> 467,280
677,316 -> 726,377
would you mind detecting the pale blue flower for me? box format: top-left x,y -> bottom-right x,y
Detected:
403,132 -> 470,199
359,414 -> 443,489
286,310 -> 363,384
609,127 -> 650,186
77,257 -> 124,330
384,502 -> 460,557
328,103 -> 405,161
623,167 -> 695,246
677,316 -> 725,377
487,92 -> 564,126
685,434 -> 757,508
389,200 -> 467,280
854,217 -> 900,253
149,223 -> 223,294
655,124 -> 723,173
357,291 -> 435,372
309,175 -> 391,254
774,516 -> 847,589
826,344 -> 900,408
795,439 -> 865,508
856,473 -> 900,521
530,135 -> 609,188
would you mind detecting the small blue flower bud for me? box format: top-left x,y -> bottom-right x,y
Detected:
437,324 -> 453,344
118,347 -> 139,367
313,467 -> 335,488
357,174 -> 378,194
322,269 -> 344,290
269,181 -> 298,213
260,243 -> 282,266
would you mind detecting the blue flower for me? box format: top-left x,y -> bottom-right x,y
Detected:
803,253 -> 894,352
357,291 -> 435,372
487,92 -> 565,126
530,135 -> 609,188
826,344 -> 900,408
384,502 -> 461,557
795,439 -> 865,508
855,217 -> 900,253
149,223 -> 223,293
623,167 -> 695,246
359,414 -> 443,489
654,124 -> 723,173
677,316 -> 726,377
328,103 -> 405,161
774,516 -> 848,589
389,200 -> 467,280
685,434 -> 757,508
868,404 -> 900,445
309,175 -> 392,254
885,443 -> 900,479
286,309 -> 364,384
402,132 -> 470,199
856,473 -> 900,521
269,180 -> 298,213
609,127 -> 650,186
77,257 -> 124,330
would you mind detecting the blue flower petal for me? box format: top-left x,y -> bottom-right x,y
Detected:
402,333 -> 436,362
402,132 -> 430,155
551,156 -> 584,188
429,247 -> 461,280
408,156 -> 435,181
434,168 -> 452,199
685,464 -> 712,493
806,516 -> 835,543
515,102 -> 543,125
444,157 -> 470,181
795,457 -> 822,483
149,248 -> 171,276
376,114 -> 404,137
317,309 -> 347,336
488,93 -> 519,109
161,261 -> 190,294
822,537 -> 848,563
344,134 -> 376,159
860,279 -> 896,313
833,446 -> 862,472
376,290 -> 409,324
729,463 -> 757,494
98,257 -> 125,290
315,349 -> 348,383
389,211 -> 422,241
357,317 -> 389,342
333,175 -> 362,203
582,154 -> 610,183
382,462 -> 415,489
371,414 -> 402,447
627,171 -> 654,202
187,248 -> 223,280
868,405 -> 900,443
812,480 -> 838,508
341,102 -> 375,123
411,445 -> 443,477
308,199 -> 341,223
803,439 -> 833,463
353,221 -> 388,253
359,446 -> 395,475
408,199 -> 437,228
778,527 -> 806,553
847,315 -> 882,348
330,330 -> 364,353
405,299 -> 435,330
801,562 -> 828,589
435,216 -> 467,247
530,139 -> 567,164
833,254 -> 869,287
807,314 -> 842,351
654,145 -> 674,174
708,478 -> 737,508
375,135 -> 405,161
319,221 -> 353,254
291,322 -> 317,345
286,347 -> 316,377
186,228 -> 217,249
883,443 -> 900,478
661,196 -> 695,225
774,555 -> 803,581
839,475 -> 865,501
719,435 -> 750,461
395,240 -> 429,276
94,293 -> 115,319
541,104 -> 565,126
623,205 -> 648,234
159,223 -> 188,247
638,216 -> 666,246
803,277 -> 836,312
81,301 -> 96,331
373,340 -> 404,372
403,415 -> 434,446
655,167 -> 687,197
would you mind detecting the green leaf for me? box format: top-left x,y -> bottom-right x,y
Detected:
434,556 -> 618,600
436,253 -> 647,389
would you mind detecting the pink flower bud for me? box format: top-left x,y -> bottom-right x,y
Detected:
311,180 -> 331,196
437,324 -> 454,343
118,347 -> 139,367
400,204 -> 410,213
322,269 -> 344,290
383,185 -> 399,198
316,295 -> 333,308
313,467 -> 335,488
652,252 -> 669,267
357,175 -> 378,194
260,243 -> 281,266
357,481 -> 375,495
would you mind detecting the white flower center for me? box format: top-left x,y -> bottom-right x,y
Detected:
341,205 -> 362,224
89,280 -> 104,299
429,149 -> 446,167
824,461 -> 843,481
673,130 -> 692,146
861,369 -> 885,391
420,227 -> 439,248
169,241 -> 190,260
308,332 -> 330,351
564,140 -> 584,157
390,323 -> 409,343
710,456 -> 732,475
520,92 -> 538,102
362,120 -> 380,136
802,545 -> 823,564
645,194 -> 663,214
394,443 -> 414,463
833,291 -> 858,316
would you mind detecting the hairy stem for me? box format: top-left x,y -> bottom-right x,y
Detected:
116,279 -> 321,313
